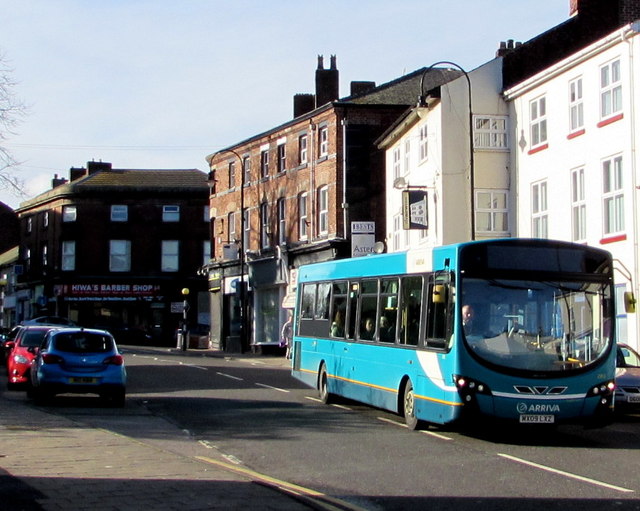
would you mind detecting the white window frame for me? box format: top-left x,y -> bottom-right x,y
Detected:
602,155 -> 624,235
531,181 -> 548,238
392,147 -> 401,180
260,202 -> 270,250
298,134 -> 308,165
109,240 -> 131,272
111,204 -> 128,222
419,123 -> 428,161
61,240 -> 76,271
277,198 -> 286,245
319,126 -> 328,157
260,149 -> 269,178
600,59 -> 622,120
42,245 -> 48,267
569,77 -> 584,132
62,205 -> 77,222
161,240 -> 179,272
242,155 -> 251,184
530,96 -> 547,148
299,192 -> 308,241
475,190 -> 509,234
228,161 -> 236,188
277,142 -> 286,172
393,215 -> 402,251
473,115 -> 508,150
318,186 -> 328,235
403,139 -> 411,174
162,205 -> 180,222
571,167 -> 586,242
228,211 -> 236,242
242,209 -> 250,251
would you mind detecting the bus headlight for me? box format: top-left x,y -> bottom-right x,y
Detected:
586,380 -> 615,398
454,375 -> 492,403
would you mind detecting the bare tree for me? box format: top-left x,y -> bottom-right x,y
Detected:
0,51 -> 27,196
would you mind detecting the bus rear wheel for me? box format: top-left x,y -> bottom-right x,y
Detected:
319,365 -> 333,404
403,381 -> 420,430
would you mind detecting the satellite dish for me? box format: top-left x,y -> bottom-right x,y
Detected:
373,241 -> 385,254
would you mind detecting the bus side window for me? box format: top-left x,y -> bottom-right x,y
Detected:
316,282 -> 331,320
330,282 -> 347,338
379,278 -> 399,343
425,276 -> 450,349
359,279 -> 379,341
400,276 -> 423,346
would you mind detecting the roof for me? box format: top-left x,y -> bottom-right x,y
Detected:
17,168 -> 208,211
207,66 -> 462,162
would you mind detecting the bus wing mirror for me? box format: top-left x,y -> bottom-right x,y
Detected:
624,291 -> 636,313
432,284 -> 445,304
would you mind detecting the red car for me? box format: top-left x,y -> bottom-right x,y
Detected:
5,326 -> 58,389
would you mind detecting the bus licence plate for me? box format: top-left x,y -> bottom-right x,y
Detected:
627,395 -> 640,403
519,414 -> 554,424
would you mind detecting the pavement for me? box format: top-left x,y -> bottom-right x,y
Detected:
0,347 -> 325,511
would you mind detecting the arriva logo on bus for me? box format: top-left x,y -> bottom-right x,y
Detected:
517,403 -> 560,413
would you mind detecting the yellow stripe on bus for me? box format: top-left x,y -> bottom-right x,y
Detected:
298,367 -> 463,407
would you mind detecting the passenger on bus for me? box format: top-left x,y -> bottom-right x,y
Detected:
379,316 -> 394,342
361,317 -> 375,340
331,310 -> 345,337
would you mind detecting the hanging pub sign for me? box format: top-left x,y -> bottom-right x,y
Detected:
402,190 -> 428,230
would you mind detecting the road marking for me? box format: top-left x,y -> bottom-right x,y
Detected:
331,403 -> 352,410
305,396 -> 322,403
216,372 -> 243,381
255,383 -> 290,393
498,453 -> 634,493
198,440 -> 214,449
222,454 -> 243,465
196,455 -> 368,511
376,417 -> 453,439
177,361 -> 208,370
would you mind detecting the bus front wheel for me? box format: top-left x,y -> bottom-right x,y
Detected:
403,380 -> 420,430
319,365 -> 333,404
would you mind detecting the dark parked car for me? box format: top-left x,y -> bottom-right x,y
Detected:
5,326 -> 59,389
29,328 -> 126,407
615,343 -> 640,412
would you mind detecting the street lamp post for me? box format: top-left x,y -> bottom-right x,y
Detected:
181,287 -> 189,351
420,62 -> 475,240
207,148 -> 248,352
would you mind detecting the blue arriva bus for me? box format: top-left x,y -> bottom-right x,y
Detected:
291,238 -> 619,428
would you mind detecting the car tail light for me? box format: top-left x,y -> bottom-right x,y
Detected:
103,355 -> 124,366
42,353 -> 63,364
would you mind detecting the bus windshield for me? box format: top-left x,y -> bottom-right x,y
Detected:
461,277 -> 611,374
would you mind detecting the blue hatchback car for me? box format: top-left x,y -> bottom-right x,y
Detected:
29,328 -> 127,407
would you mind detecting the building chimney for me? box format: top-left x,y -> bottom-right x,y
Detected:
86,160 -> 112,174
350,81 -> 376,96
51,174 -> 68,189
293,93 -> 316,118
315,54 -> 339,108
496,39 -> 521,57
69,166 -> 87,182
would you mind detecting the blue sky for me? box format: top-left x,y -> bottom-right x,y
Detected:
1,1 -> 570,209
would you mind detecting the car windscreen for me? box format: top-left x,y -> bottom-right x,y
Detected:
53,332 -> 114,353
21,330 -> 50,347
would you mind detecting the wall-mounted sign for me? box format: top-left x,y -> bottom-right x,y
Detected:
402,190 -> 428,230
351,221 -> 376,257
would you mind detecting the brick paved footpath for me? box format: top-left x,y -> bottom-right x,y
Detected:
0,387 -> 313,511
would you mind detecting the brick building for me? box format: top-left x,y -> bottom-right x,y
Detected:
204,56 -> 459,352
14,161 -> 209,345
